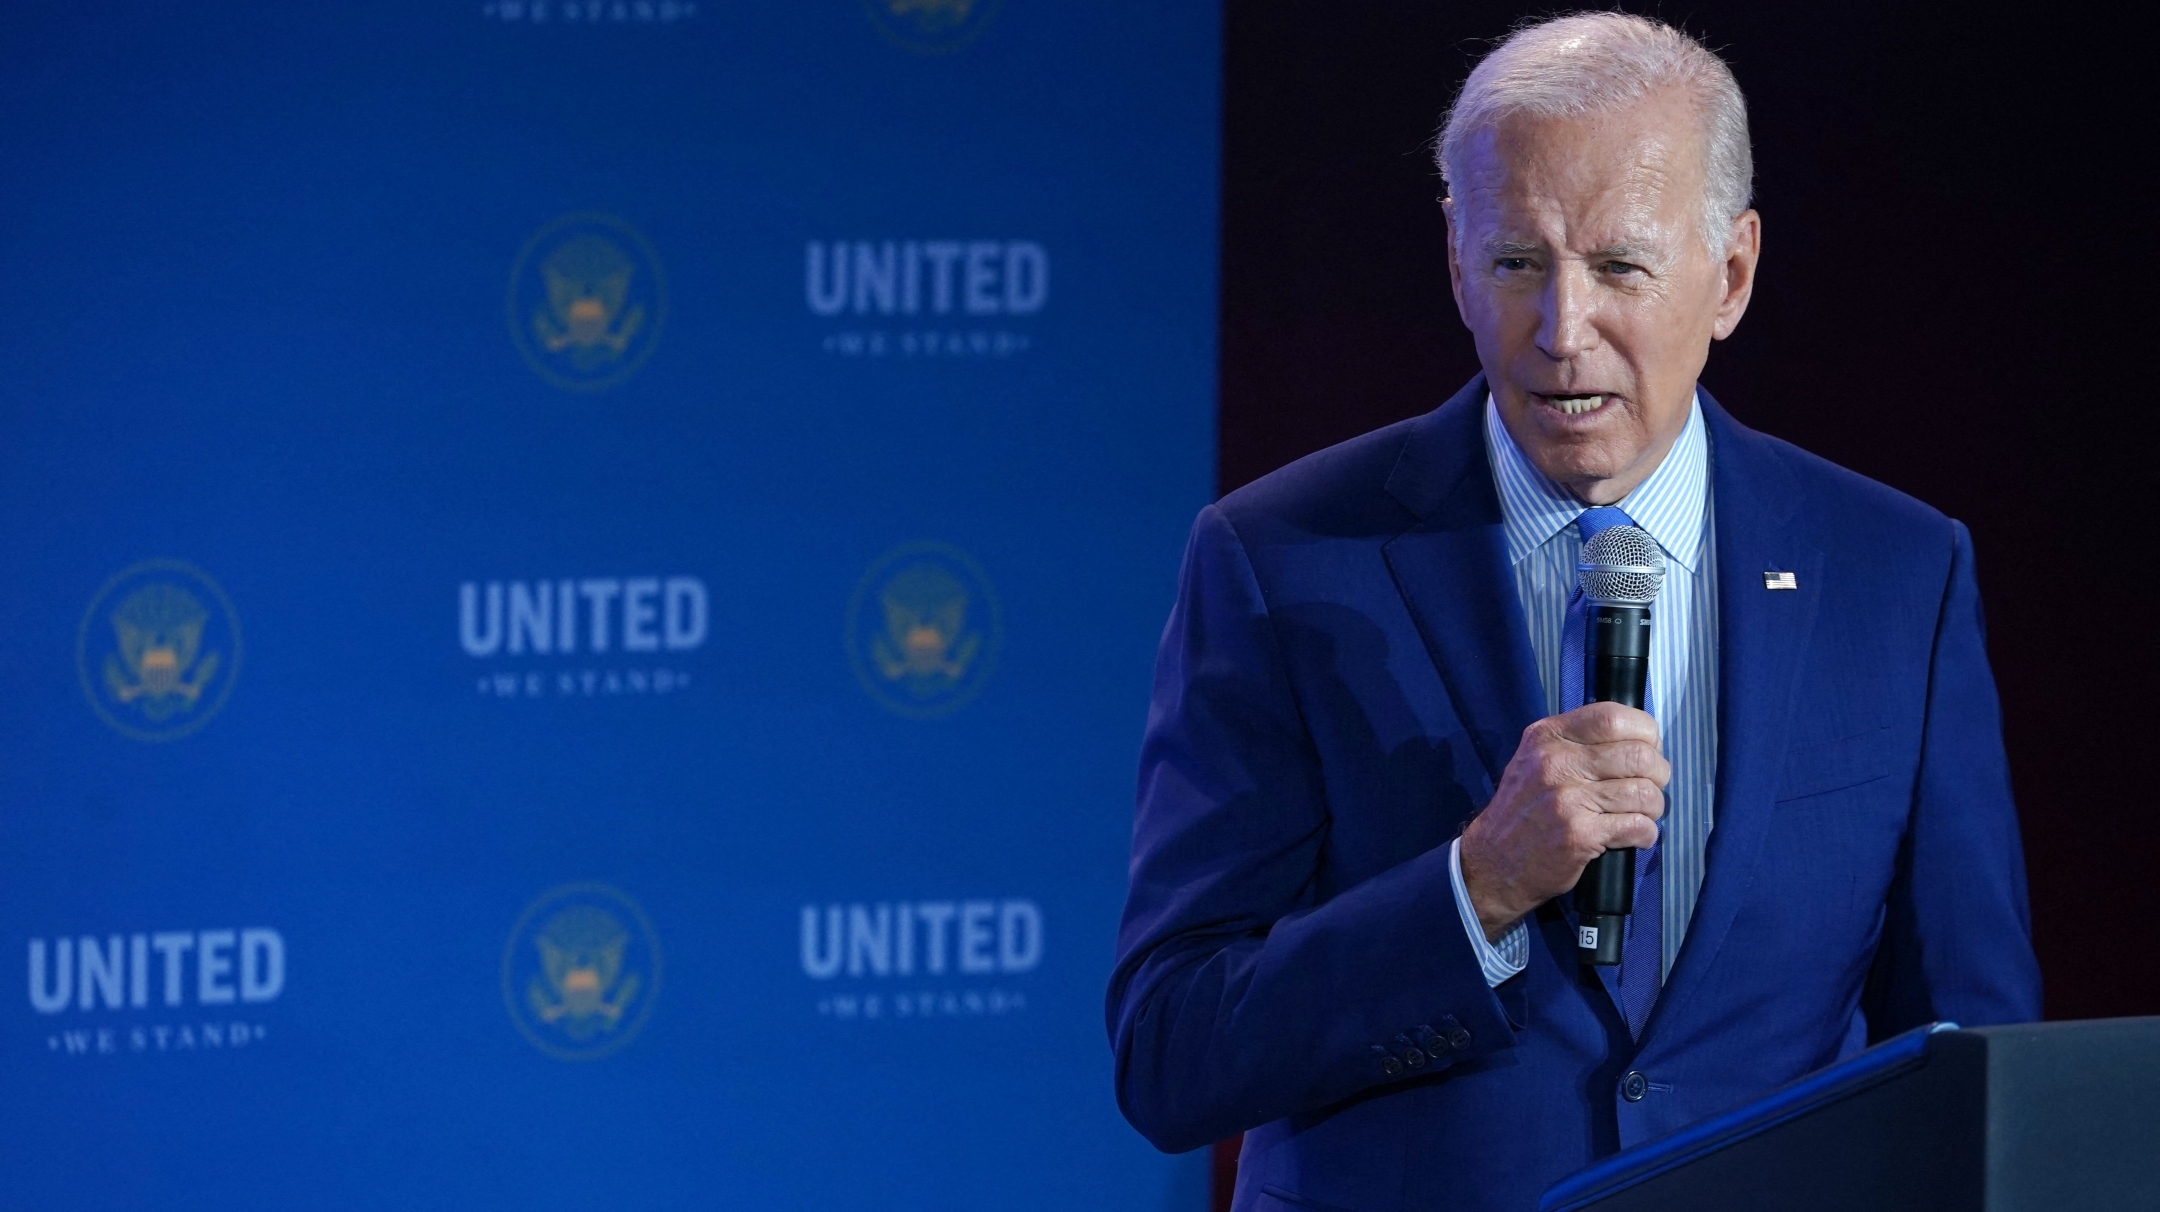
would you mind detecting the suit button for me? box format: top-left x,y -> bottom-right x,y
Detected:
1403,1047 -> 1427,1069
1621,1071 -> 1649,1102
1447,1027 -> 1472,1049
1382,1055 -> 1404,1077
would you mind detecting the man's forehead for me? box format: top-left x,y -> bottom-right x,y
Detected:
1471,87 -> 1704,177
1454,140 -> 1693,252
1450,94 -> 1704,241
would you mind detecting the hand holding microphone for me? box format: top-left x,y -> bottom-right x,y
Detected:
1458,525 -> 1668,956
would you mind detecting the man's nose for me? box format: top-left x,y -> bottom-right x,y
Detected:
1535,263 -> 1598,359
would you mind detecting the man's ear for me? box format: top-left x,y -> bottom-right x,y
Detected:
1711,208 -> 1762,340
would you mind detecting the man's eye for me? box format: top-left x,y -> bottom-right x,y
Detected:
1602,261 -> 1643,275
1496,257 -> 1533,272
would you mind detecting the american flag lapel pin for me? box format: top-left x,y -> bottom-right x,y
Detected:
1762,571 -> 1798,590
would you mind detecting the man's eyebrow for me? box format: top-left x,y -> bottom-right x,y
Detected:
1474,237 -> 1670,259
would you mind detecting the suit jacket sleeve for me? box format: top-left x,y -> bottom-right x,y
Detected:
1106,504 -> 1522,1155
1864,520 -> 2043,1035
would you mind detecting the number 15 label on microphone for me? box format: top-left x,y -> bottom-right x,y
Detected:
1578,925 -> 1600,949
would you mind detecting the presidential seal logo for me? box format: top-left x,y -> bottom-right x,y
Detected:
861,0 -> 1002,53
76,560 -> 242,742
845,542 -> 1002,718
506,213 -> 668,392
502,882 -> 661,1061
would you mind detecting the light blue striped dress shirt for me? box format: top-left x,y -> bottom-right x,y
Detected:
1446,394 -> 1719,985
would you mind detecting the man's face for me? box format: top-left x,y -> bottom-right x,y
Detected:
1445,88 -> 1760,504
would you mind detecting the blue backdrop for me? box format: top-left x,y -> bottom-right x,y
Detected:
0,2 -> 1218,1207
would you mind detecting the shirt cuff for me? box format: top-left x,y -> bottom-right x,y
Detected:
1449,836 -> 1529,987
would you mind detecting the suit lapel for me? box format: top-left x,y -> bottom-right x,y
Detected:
1380,379 -> 1545,792
1654,395 -> 1823,1025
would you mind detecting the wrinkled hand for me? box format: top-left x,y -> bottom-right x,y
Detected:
1459,702 -> 1668,942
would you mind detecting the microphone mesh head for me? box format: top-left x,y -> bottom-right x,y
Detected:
1578,525 -> 1665,605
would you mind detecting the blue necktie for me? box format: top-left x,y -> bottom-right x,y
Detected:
1560,506 -> 1663,1039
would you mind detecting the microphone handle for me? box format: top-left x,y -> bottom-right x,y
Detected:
1573,603 -> 1650,967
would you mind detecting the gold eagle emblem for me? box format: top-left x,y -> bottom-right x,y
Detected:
532,234 -> 645,370
526,905 -> 641,1042
502,883 -> 661,1060
102,582 -> 221,723
846,543 -> 1002,718
872,562 -> 980,690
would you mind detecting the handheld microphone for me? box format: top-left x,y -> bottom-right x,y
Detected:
1571,525 -> 1665,967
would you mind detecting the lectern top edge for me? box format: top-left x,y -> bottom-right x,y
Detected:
1539,1022 -> 1959,1212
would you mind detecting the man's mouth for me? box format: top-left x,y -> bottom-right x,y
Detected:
1537,393 -> 1610,417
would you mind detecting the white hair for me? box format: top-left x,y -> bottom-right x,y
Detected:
1437,12 -> 1753,252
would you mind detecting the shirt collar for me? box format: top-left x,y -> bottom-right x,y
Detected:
1482,392 -> 1709,573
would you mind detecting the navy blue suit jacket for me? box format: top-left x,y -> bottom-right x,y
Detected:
1108,378 -> 2040,1212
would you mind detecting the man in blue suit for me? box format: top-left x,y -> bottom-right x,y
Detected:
1107,13 -> 2041,1211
